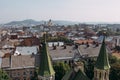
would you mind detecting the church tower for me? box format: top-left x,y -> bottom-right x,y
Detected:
94,37 -> 110,80
38,33 -> 55,80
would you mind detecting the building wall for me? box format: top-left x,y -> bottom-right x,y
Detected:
4,68 -> 35,80
94,68 -> 109,80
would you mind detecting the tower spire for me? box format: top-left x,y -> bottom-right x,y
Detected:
95,36 -> 110,69
38,33 -> 55,80
94,36 -> 110,80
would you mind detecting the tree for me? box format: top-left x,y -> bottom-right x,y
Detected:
0,69 -> 10,80
116,28 -> 120,32
109,55 -> 120,80
109,55 -> 118,64
109,63 -> 120,80
84,58 -> 95,80
30,70 -> 38,80
53,62 -> 70,80
114,46 -> 120,53
97,30 -> 110,37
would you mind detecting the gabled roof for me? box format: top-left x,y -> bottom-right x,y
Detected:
1,55 -> 36,69
73,70 -> 90,80
95,37 -> 110,70
38,34 -> 55,76
62,69 -> 90,80
62,69 -> 73,80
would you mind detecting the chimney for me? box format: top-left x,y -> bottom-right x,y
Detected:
31,52 -> 35,57
86,44 -> 89,47
9,53 -> 12,68
57,42 -> 59,46
82,42 -> 84,45
95,43 -> 99,47
63,45 -> 67,49
52,43 -> 54,47
92,41 -> 96,45
86,42 -> 89,47
75,44 -> 78,49
53,45 -> 57,50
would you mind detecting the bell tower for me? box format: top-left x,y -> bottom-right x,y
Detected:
94,37 -> 110,80
38,33 -> 55,80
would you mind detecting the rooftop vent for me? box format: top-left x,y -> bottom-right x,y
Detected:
95,43 -> 99,47
75,44 -> 78,49
57,42 -> 59,46
63,45 -> 67,49
86,42 -> 89,47
53,46 -> 57,50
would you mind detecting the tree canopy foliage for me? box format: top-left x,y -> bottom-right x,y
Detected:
0,69 -> 10,80
84,58 -> 95,80
109,55 -> 120,80
40,34 -> 73,45
53,62 -> 70,80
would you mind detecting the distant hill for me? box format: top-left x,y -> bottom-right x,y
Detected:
5,19 -> 44,26
4,19 -> 79,27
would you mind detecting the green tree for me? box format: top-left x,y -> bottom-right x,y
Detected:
0,69 -> 10,80
84,58 -> 95,80
97,30 -> 110,37
109,55 -> 120,80
109,63 -> 120,80
53,62 -> 70,80
30,71 -> 38,80
109,55 -> 118,64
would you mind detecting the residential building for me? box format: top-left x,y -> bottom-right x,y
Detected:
1,55 -> 39,80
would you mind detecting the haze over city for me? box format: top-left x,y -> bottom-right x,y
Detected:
1,0 -> 120,23
1,0 -> 120,80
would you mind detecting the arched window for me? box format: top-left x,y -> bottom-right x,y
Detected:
95,71 -> 97,77
99,72 -> 101,78
104,72 -> 107,79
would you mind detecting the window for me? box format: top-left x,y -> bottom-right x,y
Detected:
17,72 -> 20,76
99,72 -> 101,78
105,72 -> 107,79
23,72 -> 26,75
30,71 -> 32,75
95,71 -> 97,77
24,78 -> 26,80
12,72 -> 16,77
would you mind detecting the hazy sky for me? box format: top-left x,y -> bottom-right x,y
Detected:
0,0 -> 120,23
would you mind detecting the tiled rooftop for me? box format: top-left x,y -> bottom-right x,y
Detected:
49,45 -> 76,60
1,54 -> 40,69
78,44 -> 101,57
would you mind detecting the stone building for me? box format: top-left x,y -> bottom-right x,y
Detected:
1,55 -> 37,80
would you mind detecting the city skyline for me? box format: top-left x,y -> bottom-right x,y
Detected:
1,0 -> 120,24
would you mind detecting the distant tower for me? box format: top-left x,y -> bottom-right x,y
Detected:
94,37 -> 110,80
47,19 -> 53,33
47,19 -> 53,27
38,33 -> 55,80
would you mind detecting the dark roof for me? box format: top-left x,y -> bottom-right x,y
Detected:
1,55 -> 37,69
73,70 -> 90,80
62,69 -> 89,80
78,44 -> 101,57
62,69 -> 73,80
49,46 -> 75,60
